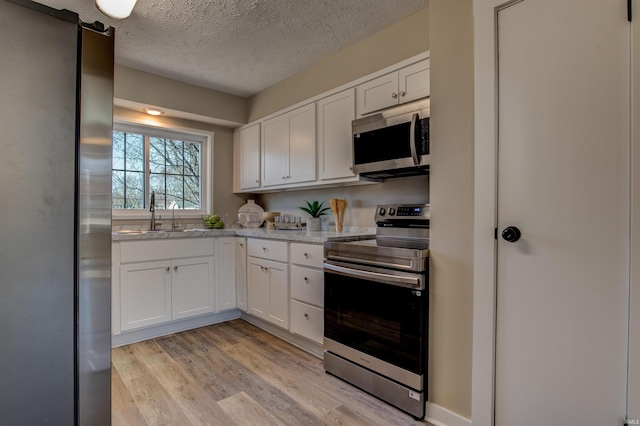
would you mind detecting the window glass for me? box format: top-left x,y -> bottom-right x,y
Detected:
111,125 -> 206,214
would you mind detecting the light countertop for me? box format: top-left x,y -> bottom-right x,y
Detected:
112,226 -> 375,244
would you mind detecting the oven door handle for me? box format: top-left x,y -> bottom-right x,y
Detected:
326,254 -> 416,271
323,262 -> 422,289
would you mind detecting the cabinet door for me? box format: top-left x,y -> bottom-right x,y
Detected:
357,71 -> 399,116
120,261 -> 172,331
398,59 -> 430,104
261,113 -> 290,187
171,256 -> 215,320
265,259 -> 289,329
287,103 -> 316,184
318,89 -> 356,180
217,238 -> 236,312
239,123 -> 261,190
247,257 -> 269,320
235,238 -> 248,312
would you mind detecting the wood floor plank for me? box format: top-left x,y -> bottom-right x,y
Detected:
177,328 -> 325,426
112,319 -> 432,426
111,363 -> 148,426
203,328 -> 343,418
132,339 -> 237,426
217,391 -> 284,426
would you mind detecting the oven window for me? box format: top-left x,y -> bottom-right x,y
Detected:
324,270 -> 427,375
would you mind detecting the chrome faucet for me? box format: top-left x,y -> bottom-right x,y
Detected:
150,191 -> 156,230
171,203 -> 178,230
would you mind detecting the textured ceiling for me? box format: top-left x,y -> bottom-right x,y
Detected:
33,0 -> 427,97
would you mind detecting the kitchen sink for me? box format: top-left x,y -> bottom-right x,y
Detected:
115,229 -> 186,234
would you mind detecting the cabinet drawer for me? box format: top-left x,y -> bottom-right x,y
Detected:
120,238 -> 214,263
290,265 -> 324,307
290,300 -> 323,344
247,238 -> 288,262
290,243 -> 324,268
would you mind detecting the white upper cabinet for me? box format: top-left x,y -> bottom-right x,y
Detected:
233,52 -> 428,193
262,103 -> 316,187
357,58 -> 430,116
239,123 -> 261,190
317,88 -> 356,181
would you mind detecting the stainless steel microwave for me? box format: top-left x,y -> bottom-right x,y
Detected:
352,98 -> 429,179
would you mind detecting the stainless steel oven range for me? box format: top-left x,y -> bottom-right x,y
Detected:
323,204 -> 429,419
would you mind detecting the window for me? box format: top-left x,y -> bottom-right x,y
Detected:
112,123 -> 209,216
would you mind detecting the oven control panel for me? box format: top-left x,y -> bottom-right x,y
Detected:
375,203 -> 430,223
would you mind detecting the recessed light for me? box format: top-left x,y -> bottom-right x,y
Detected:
144,108 -> 164,116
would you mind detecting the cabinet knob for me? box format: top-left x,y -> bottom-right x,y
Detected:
165,266 -> 170,272
264,267 -> 269,273
304,276 -> 309,282
304,252 -> 309,258
255,179 -> 259,183
348,165 -> 353,171
239,242 -> 244,248
399,91 -> 406,97
262,247 -> 267,252
391,92 -> 398,99
174,265 -> 178,271
304,313 -> 309,319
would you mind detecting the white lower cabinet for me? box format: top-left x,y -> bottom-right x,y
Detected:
216,237 -> 237,312
120,260 -> 172,331
246,238 -> 289,329
289,243 -> 325,344
117,238 -> 216,332
172,256 -> 216,320
290,301 -> 323,344
247,256 -> 289,329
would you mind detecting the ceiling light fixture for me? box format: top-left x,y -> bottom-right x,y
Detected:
95,0 -> 138,19
143,108 -> 164,116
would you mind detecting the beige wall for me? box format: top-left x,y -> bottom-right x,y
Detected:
428,0 -> 474,419
112,106 -> 246,226
247,7 -> 430,122
115,65 -> 247,127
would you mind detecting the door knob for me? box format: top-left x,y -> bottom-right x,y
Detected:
502,226 -> 522,243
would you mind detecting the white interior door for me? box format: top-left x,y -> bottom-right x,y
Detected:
496,1 -> 629,425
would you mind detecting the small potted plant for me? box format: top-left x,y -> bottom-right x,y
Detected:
299,199 -> 330,232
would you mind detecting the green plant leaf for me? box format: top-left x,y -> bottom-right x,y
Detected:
299,199 -> 330,217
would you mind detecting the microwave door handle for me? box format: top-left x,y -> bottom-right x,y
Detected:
410,113 -> 420,165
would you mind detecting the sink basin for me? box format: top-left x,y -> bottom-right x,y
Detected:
115,229 -> 185,234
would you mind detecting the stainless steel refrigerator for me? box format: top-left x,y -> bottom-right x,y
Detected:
0,1 -> 114,424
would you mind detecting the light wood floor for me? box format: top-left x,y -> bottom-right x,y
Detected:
112,319 -> 432,425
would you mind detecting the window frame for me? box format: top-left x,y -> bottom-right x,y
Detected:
111,119 -> 212,220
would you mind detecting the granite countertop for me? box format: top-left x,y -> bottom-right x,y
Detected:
112,226 -> 375,244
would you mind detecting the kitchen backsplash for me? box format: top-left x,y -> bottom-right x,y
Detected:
256,175 -> 429,228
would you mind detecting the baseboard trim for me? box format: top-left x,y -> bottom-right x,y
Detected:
111,309 -> 241,347
425,402 -> 471,426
